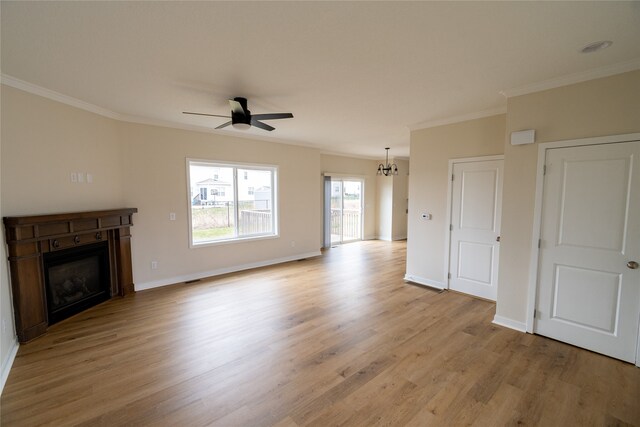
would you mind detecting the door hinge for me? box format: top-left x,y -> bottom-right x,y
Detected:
534,309 -> 537,318
538,239 -> 541,249
448,273 -> 451,279
451,174 -> 454,181
450,224 -> 453,231
543,165 -> 547,175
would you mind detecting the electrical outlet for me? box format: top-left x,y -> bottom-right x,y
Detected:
151,261 -> 158,270
290,241 -> 296,247
169,213 -> 176,221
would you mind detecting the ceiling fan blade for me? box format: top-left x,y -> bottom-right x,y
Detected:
229,99 -> 247,118
183,111 -> 231,118
215,121 -> 232,129
250,119 -> 275,131
251,113 -> 293,121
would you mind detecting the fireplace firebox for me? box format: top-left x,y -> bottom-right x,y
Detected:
44,242 -> 111,324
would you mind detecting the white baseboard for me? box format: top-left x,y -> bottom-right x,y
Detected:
1,338 -> 19,395
392,235 -> 407,241
135,251 -> 322,291
403,275 -> 446,290
492,315 -> 527,333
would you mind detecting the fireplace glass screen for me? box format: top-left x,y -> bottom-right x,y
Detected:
44,242 -> 111,324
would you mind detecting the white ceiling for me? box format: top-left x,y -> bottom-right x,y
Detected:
2,2 -> 640,159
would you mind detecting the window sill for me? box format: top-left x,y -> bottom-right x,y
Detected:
190,233 -> 280,249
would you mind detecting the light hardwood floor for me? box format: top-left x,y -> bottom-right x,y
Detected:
1,240 -> 639,426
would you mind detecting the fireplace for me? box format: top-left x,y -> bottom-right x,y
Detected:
3,208 -> 137,342
43,242 -> 111,324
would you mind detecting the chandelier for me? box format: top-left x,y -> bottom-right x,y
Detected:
376,147 -> 398,176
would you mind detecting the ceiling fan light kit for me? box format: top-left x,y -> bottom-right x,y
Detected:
183,97 -> 293,132
377,147 -> 399,176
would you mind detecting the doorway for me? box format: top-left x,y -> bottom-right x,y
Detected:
329,179 -> 363,245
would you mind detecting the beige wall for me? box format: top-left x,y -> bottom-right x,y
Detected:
1,85 -> 125,382
1,86 -> 125,216
0,85 -> 325,379
121,122 -> 322,287
0,89 -> 17,387
376,158 -> 409,241
392,159 -> 409,240
497,70 -> 640,324
320,154 -> 378,240
407,114 -> 506,287
376,175 -> 393,240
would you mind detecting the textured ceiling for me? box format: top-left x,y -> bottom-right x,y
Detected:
2,1 -> 640,158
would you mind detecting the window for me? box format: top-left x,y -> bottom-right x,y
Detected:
188,160 -> 278,246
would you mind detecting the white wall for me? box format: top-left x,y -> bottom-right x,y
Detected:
407,115 -> 506,287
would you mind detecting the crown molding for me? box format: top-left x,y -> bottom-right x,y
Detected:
499,57 -> 640,98
408,107 -> 506,132
112,112 -> 325,154
0,73 -> 325,153
319,149 -> 383,161
1,74 -> 122,120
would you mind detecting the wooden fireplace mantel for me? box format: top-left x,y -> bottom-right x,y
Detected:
3,208 -> 138,342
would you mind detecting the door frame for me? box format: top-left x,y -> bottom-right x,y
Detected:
444,155 -> 504,290
527,132 -> 640,366
322,173 -> 365,245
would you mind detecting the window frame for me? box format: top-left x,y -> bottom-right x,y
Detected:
186,158 -> 279,248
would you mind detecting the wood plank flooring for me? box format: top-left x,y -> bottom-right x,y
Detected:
1,240 -> 639,426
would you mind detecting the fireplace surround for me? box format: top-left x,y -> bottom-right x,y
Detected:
3,208 -> 137,342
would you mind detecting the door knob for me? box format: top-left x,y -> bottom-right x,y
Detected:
627,261 -> 639,269
496,236 -> 500,242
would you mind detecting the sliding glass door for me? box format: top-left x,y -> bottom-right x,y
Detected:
330,179 -> 363,244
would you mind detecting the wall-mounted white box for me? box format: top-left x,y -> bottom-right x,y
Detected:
510,129 -> 535,146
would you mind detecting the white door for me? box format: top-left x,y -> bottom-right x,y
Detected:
535,141 -> 640,363
449,159 -> 503,301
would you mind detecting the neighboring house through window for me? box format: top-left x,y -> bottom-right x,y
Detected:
188,159 -> 278,246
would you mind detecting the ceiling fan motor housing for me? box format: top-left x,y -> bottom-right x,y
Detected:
231,97 -> 251,128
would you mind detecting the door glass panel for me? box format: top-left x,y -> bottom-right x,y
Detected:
330,181 -> 342,244
342,181 -> 362,241
329,179 -> 362,244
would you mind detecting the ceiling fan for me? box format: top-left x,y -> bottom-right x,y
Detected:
183,97 -> 293,131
